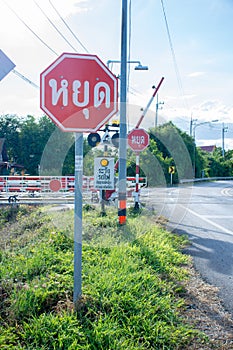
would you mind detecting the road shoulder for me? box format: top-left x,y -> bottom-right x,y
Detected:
181,264 -> 233,349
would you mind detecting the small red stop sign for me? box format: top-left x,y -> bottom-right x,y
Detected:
127,128 -> 149,152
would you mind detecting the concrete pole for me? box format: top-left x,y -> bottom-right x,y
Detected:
222,122 -> 228,157
118,0 -> 128,225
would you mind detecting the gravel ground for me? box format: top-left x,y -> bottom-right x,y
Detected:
182,265 -> 233,349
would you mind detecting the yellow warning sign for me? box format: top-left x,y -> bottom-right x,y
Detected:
169,166 -> 175,174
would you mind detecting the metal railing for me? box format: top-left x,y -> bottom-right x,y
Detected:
0,175 -> 147,194
179,177 -> 233,184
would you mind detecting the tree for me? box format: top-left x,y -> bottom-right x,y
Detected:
129,139 -> 168,186
202,147 -> 233,178
0,114 -> 22,162
149,122 -> 194,183
0,114 -> 231,179
19,115 -> 43,174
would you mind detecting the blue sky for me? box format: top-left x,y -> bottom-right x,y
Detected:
0,0 -> 233,149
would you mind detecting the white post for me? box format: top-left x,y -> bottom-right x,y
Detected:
134,152 -> 140,209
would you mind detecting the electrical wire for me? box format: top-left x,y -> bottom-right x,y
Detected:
12,69 -> 39,89
160,0 -> 189,111
48,0 -> 89,53
3,1 -> 142,96
34,0 -> 78,52
2,0 -> 59,57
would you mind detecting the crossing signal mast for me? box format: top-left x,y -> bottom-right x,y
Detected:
87,120 -> 120,148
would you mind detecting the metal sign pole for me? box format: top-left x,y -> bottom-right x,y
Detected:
40,53 -> 118,309
101,143 -> 108,216
134,152 -> 140,210
118,0 -> 128,225
73,132 -> 83,307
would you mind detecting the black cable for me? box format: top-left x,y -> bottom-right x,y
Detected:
49,0 -> 89,53
3,0 -> 58,56
34,0 -> 78,52
160,0 -> 189,113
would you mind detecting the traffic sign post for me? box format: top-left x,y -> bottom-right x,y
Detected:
0,50 -> 16,81
127,128 -> 149,152
73,133 -> 83,304
94,157 -> 115,190
94,156 -> 115,215
169,166 -> 175,185
128,128 -> 149,210
40,53 -> 118,308
40,52 -> 118,133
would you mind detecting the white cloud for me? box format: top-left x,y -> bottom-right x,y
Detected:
188,71 -> 205,78
0,1 -> 91,49
190,100 -> 233,123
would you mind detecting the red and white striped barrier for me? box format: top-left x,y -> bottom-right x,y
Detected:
0,175 -> 147,195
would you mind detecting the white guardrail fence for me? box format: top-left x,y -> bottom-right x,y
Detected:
0,175 -> 147,203
1,175 -> 231,204
0,175 -> 231,193
180,176 -> 233,184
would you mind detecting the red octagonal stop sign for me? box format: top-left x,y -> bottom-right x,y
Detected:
128,128 -> 149,152
40,53 -> 118,132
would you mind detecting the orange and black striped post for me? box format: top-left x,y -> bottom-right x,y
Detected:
118,193 -> 127,225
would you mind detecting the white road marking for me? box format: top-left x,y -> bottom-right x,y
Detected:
221,188 -> 233,197
204,215 -> 233,219
179,204 -> 233,236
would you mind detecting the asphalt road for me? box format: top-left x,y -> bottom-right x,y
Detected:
144,181 -> 233,315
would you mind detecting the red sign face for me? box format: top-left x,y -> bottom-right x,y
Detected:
128,128 -> 149,152
40,53 -> 118,132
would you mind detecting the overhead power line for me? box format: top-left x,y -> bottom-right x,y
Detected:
34,0 -> 78,52
49,0 -> 89,53
12,69 -> 39,89
3,0 -> 58,56
160,0 -> 188,110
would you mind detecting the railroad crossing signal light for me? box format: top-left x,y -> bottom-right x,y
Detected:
111,132 -> 119,148
169,166 -> 175,174
111,119 -> 120,127
87,133 -> 101,147
100,158 -> 109,167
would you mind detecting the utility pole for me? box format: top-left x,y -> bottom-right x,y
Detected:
118,0 -> 128,225
190,116 -> 197,137
155,92 -> 164,127
222,122 -> 228,157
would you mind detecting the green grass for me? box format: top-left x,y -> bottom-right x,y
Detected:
0,205 -> 205,349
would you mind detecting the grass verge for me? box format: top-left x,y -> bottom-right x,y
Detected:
0,205 -> 207,349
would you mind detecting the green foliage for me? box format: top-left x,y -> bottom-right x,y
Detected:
39,126 -> 75,176
200,147 -> 233,178
20,313 -> 86,350
144,122 -> 233,182
1,114 -> 232,179
0,206 -> 206,349
0,114 -> 21,163
0,114 -> 77,175
145,122 -> 194,184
